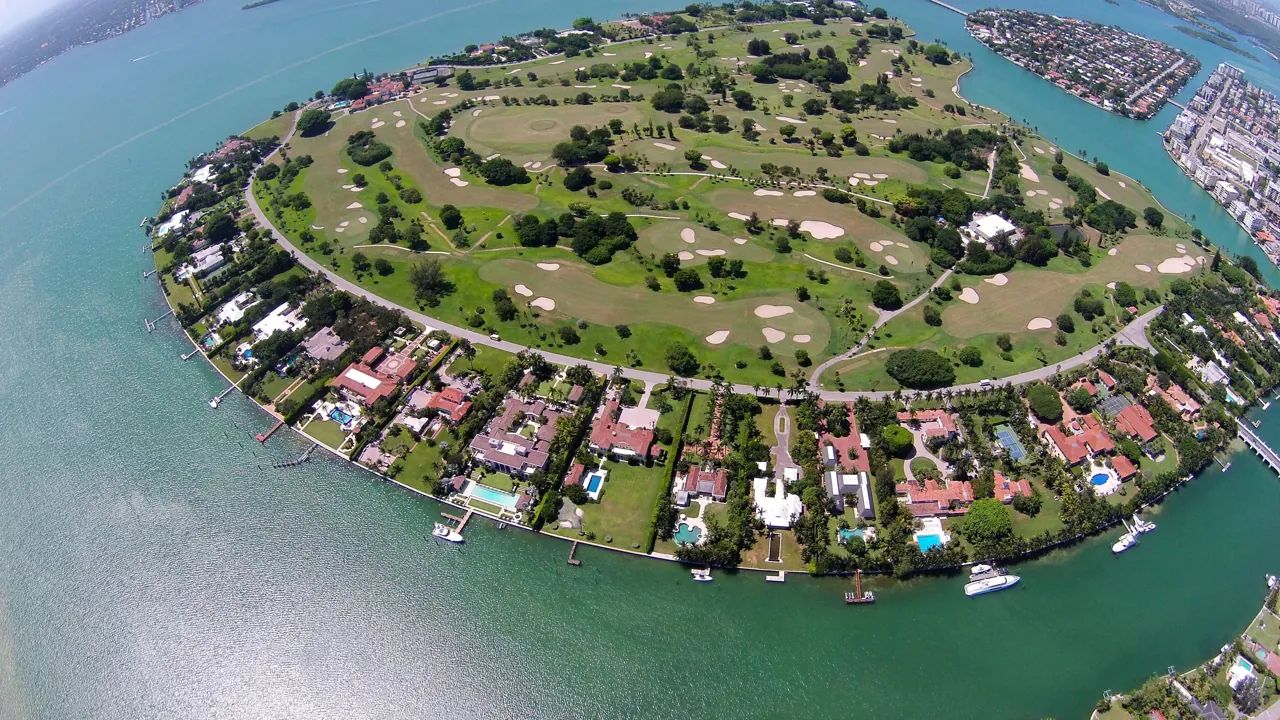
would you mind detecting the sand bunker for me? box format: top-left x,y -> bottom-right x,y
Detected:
775,116 -> 807,124
869,241 -> 884,252
680,227 -> 696,243
754,304 -> 795,319
1027,317 -> 1053,330
395,120 -> 406,128
371,121 -> 385,129
882,119 -> 898,124
613,83 -> 631,89
848,178 -> 860,186
1108,247 -> 1119,256
693,295 -> 716,305
530,297 -> 556,311
799,220 -> 844,239
727,212 -> 750,221
549,60 -> 565,65
984,273 -> 1009,286
853,172 -> 871,179
513,284 -> 533,297
471,109 -> 482,117
346,202 -> 362,209
793,334 -> 811,343
762,327 -> 786,343
1033,146 -> 1045,154
1019,163 -> 1040,182
754,189 -> 784,197
710,160 -> 727,169
884,255 -> 898,265
432,100 -> 447,105
653,142 -> 676,150
444,168 -> 462,177
678,251 -> 695,261
1118,181 -> 1127,188
705,330 -> 730,345
536,263 -> 560,271
481,95 -> 500,102
733,237 -> 748,245
793,190 -> 816,197
1096,187 -> 1112,200
1157,256 -> 1198,274
337,168 -> 348,174
358,217 -> 368,224
959,288 -> 980,304
696,249 -> 726,257
1134,264 -> 1152,273
449,179 -> 469,187
873,174 -> 888,180
858,60 -> 868,67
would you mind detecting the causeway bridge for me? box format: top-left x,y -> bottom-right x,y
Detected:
925,0 -> 969,16
1236,419 -> 1280,475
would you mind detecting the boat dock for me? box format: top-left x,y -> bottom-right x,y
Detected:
568,540 -> 582,566
271,443 -> 317,469
209,383 -> 237,408
256,419 -> 285,443
765,571 -> 786,583
143,308 -> 175,332
1236,419 -> 1280,475
441,508 -> 474,535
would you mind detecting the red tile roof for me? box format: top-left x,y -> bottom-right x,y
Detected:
896,408 -> 958,435
1097,370 -> 1117,389
895,478 -> 973,515
564,462 -> 585,487
361,346 -> 384,365
1148,376 -> 1201,417
993,472 -> 1032,503
1072,379 -> 1098,397
426,386 -> 472,423
1115,404 -> 1158,443
1042,415 -> 1115,465
1112,454 -> 1138,480
588,399 -> 654,459
681,465 -> 728,500
330,362 -> 400,406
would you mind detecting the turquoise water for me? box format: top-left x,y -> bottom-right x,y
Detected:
470,482 -> 519,509
585,470 -> 605,494
673,522 -> 702,545
1091,473 -> 1110,486
0,0 -> 1278,718
917,534 -> 944,552
838,527 -> 865,543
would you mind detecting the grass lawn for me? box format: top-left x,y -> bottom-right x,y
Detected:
467,498 -> 504,515
740,529 -> 808,571
568,459 -> 672,550
259,373 -> 294,402
909,457 -> 937,477
451,344 -> 513,381
1012,477 -> 1065,539
474,470 -> 517,492
305,419 -> 349,451
1140,436 -> 1180,477
1246,610 -> 1280,654
243,112 -> 295,141
1095,702 -> 1135,720
394,426 -> 460,486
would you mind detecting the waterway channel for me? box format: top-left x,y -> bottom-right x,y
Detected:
0,0 -> 1276,717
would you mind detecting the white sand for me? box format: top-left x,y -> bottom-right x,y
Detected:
882,119 -> 898,124
335,227 -> 345,233
680,227 -> 696,244
793,334 -> 811,343
444,167 -> 462,177
762,327 -> 786,343
337,168 -> 349,174
984,273 -> 1009,286
696,249 -> 726,257
481,95 -> 500,102
612,83 -> 631,89
1026,317 -> 1053,330
1157,256 -> 1197,274
873,174 -> 889,180
573,85 -> 597,89
603,52 -> 616,57
395,120 -> 406,128
869,241 -> 884,252
350,186 -> 361,192
1134,264 -> 1152,273
358,217 -> 368,224
342,184 -> 355,190
853,172 -> 871,179
550,60 -> 565,65
862,180 -> 879,187
728,212 -> 750,221
754,304 -> 795,319
775,116 -> 807,124
530,297 -> 556,311
884,255 -> 898,265
1196,256 -> 1206,265
1118,181 -> 1127,188
338,221 -> 350,228
513,284 -> 533,297
959,288 -> 980,304
1019,163 -> 1039,182
858,60 -> 868,67
733,237 -> 748,245
1108,247 -> 1119,256
653,142 -> 676,151
393,110 -> 403,117
346,202 -> 363,209
1096,187 -> 1111,200
678,251 -> 695,261
484,153 -> 500,161
705,330 -> 730,345
1033,146 -> 1045,154
432,100 -> 447,105
371,121 -> 385,129
449,178 -> 469,187
771,219 -> 789,228
710,160 -> 727,169
793,190 -> 816,197
522,161 -> 532,168
693,295 -> 716,305
848,178 -> 860,186
799,220 -> 844,240
310,225 -> 324,230
753,189 -> 784,197
644,52 -> 653,58
536,263 -> 560,271
530,162 -> 542,170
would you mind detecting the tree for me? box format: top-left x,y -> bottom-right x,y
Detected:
871,280 -> 902,310
881,425 -> 914,458
296,108 -> 332,137
959,498 -> 1013,545
398,187 -> 422,204
885,349 -> 955,389
1025,383 -> 1063,423
673,267 -> 703,291
957,346 -> 982,367
374,258 -> 394,276
351,251 -> 370,274
923,304 -> 942,326
1236,675 -> 1262,714
409,257 -> 452,306
478,158 -> 529,185
1094,160 -> 1109,175
666,343 -> 700,376
204,212 -> 236,242
731,89 -> 754,110
1066,387 -> 1094,413
1113,281 -> 1137,307
440,204 -> 463,230
1056,313 -> 1075,333
746,38 -> 771,56
563,166 -> 595,191
1142,206 -> 1164,229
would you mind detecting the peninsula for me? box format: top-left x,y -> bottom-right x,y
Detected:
148,3 -> 1277,583
965,9 -> 1199,120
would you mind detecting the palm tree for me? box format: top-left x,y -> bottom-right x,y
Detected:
459,338 -> 476,368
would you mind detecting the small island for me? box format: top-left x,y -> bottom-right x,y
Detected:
146,3 -> 1279,581
965,8 -> 1199,120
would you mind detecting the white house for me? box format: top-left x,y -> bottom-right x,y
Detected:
753,465 -> 804,529
215,291 -> 259,326
252,302 -> 307,341
964,213 -> 1021,247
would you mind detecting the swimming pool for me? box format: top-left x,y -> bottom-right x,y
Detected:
916,534 -> 944,552
838,527 -> 865,543
469,482 -> 519,510
586,471 -> 605,493
673,522 -> 702,546
329,408 -> 355,425
1090,473 -> 1110,486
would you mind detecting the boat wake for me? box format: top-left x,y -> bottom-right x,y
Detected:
0,108 -> 14,118
130,53 -> 156,63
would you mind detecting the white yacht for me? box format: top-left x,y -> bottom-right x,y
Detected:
1131,513 -> 1156,534
964,573 -> 1020,596
1112,520 -> 1138,554
431,522 -> 464,543
691,568 -> 713,582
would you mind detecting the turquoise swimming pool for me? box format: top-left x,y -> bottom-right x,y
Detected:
674,522 -> 702,546
329,408 -> 354,425
917,534 -> 944,552
586,471 -> 605,494
1090,473 -> 1110,486
838,527 -> 865,543
469,482 -> 518,510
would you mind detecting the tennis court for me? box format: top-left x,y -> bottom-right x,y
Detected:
1098,393 -> 1132,418
993,424 -> 1028,463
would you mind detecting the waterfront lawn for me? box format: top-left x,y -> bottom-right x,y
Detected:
1095,702 -> 1135,720
567,459 -> 670,550
393,426 -> 460,488
243,112 -> 294,141
740,529 -> 807,572
259,372 -> 293,402
1012,477 -> 1065,539
1246,611 -> 1280,654
1140,436 -> 1180,477
306,418 -> 349,451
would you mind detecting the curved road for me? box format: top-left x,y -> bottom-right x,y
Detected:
245,110 -> 1161,402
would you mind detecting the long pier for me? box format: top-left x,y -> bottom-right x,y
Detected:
144,308 -> 175,333
256,419 -> 285,443
272,443 -> 317,468
925,0 -> 969,16
1236,419 -> 1280,475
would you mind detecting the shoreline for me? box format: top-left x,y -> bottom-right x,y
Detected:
148,11 -> 1265,583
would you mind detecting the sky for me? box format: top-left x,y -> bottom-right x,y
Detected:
0,0 -> 70,32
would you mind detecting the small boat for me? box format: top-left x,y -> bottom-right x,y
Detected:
1112,520 -> 1138,554
845,570 -> 875,604
964,573 -> 1020,596
968,563 -> 1002,581
691,568 -> 713,582
431,522 -> 464,543
1131,513 -> 1156,534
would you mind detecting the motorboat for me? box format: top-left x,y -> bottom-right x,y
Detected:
844,570 -> 875,604
969,563 -> 1002,581
431,522 -> 464,543
1112,520 -> 1138,554
1131,513 -> 1156,534
964,573 -> 1020,596
691,568 -> 713,582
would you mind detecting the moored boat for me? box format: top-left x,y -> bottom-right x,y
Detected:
845,570 -> 875,604
431,522 -> 464,543
1112,520 -> 1138,554
1132,513 -> 1156,534
691,568 -> 713,582
964,573 -> 1020,596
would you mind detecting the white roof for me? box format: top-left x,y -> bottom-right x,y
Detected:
753,476 -> 804,529
216,291 -> 257,325
155,209 -> 189,238
253,302 -> 307,340
971,213 -> 1017,240
344,368 -> 383,390
191,165 -> 214,183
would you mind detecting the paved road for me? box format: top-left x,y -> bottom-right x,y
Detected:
243,119 -> 1162,402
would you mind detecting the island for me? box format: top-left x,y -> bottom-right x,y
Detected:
1165,63 -> 1280,264
965,8 -> 1200,120
147,3 -> 1279,583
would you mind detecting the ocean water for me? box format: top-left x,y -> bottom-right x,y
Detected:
0,0 -> 1277,718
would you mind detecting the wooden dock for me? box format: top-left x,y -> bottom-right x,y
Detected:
765,571 -> 786,583
567,540 -> 582,566
144,308 -> 175,333
256,420 -> 285,443
440,509 -> 474,535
